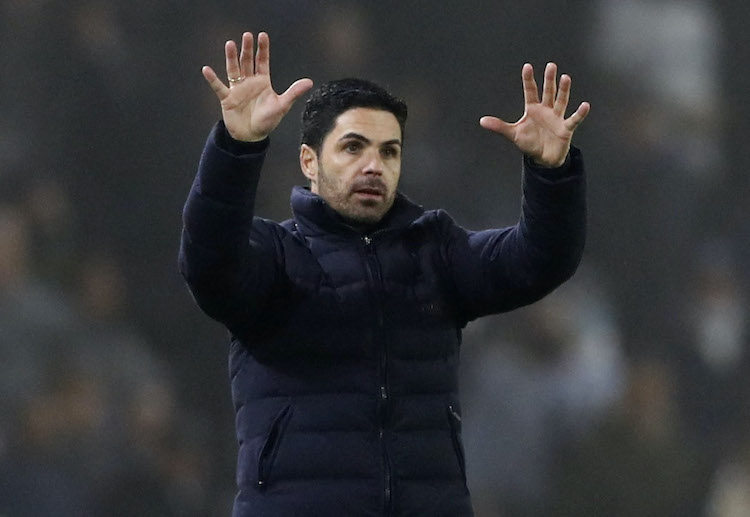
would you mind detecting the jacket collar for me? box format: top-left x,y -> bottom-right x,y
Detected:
290,186 -> 424,239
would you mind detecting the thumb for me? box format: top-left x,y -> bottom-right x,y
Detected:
479,116 -> 516,141
279,78 -> 314,111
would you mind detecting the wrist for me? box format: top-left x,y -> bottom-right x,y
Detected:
218,121 -> 269,154
528,153 -> 569,169
526,152 -> 571,171
531,155 -> 566,168
226,129 -> 268,144
235,132 -> 269,143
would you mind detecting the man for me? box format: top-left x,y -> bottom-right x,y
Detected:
179,31 -> 589,517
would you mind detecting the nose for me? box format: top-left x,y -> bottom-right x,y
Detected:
362,150 -> 384,176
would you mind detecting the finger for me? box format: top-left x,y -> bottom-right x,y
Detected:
225,39 -> 242,81
255,31 -> 270,75
522,63 -> 539,105
202,66 -> 230,100
239,32 -> 254,77
279,78 -> 314,112
479,116 -> 516,141
554,74 -> 571,116
563,102 -> 591,131
541,62 -> 557,107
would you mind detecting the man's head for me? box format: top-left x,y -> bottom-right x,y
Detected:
299,79 -> 408,226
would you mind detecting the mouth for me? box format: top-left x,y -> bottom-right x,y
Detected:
353,188 -> 384,200
352,185 -> 386,201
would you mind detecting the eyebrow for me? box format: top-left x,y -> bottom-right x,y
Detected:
338,132 -> 402,147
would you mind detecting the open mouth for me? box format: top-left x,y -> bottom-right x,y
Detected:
352,183 -> 386,201
353,188 -> 384,199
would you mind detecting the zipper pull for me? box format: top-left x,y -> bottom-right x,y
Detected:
363,235 -> 372,245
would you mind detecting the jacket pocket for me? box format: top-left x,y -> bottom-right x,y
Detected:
447,405 -> 467,484
257,402 -> 293,490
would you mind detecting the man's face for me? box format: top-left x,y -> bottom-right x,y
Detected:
301,107 -> 402,226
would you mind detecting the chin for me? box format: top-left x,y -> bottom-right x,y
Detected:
347,212 -> 384,226
341,206 -> 387,226
336,197 -> 394,226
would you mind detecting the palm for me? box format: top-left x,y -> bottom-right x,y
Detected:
202,32 -> 313,142
220,76 -> 283,141
480,63 -> 589,168
512,103 -> 574,167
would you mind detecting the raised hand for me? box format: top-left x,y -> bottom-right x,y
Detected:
480,63 -> 590,168
202,32 -> 313,142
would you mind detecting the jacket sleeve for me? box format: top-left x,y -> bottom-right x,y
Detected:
439,147 -> 586,324
178,121 -> 283,336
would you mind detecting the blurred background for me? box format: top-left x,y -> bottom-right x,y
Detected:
1,0 -> 749,515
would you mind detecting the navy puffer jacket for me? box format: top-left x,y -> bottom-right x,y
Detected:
179,122 -> 586,516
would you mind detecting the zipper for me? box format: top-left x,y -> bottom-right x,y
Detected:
257,403 -> 292,490
362,233 -> 392,515
447,405 -> 467,483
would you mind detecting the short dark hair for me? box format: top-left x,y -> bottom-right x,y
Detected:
300,78 -> 408,153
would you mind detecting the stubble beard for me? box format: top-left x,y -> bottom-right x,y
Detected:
317,165 -> 395,226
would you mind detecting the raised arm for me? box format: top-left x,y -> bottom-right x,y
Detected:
179,33 -> 312,335
444,63 -> 589,322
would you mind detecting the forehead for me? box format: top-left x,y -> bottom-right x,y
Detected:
326,107 -> 401,144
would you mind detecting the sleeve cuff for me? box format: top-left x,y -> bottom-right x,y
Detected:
523,146 -> 582,182
215,120 -> 270,155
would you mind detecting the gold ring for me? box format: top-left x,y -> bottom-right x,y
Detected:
228,76 -> 244,84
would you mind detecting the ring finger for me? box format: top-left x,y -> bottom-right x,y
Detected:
224,39 -> 242,82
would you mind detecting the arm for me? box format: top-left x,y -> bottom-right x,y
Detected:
178,32 -> 312,334
444,63 -> 589,322
441,149 -> 585,322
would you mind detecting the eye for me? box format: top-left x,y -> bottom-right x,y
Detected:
344,141 -> 362,153
381,146 -> 400,158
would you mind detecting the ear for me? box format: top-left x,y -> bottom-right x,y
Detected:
299,144 -> 319,191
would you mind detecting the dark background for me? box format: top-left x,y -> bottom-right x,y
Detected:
2,1 -> 749,515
